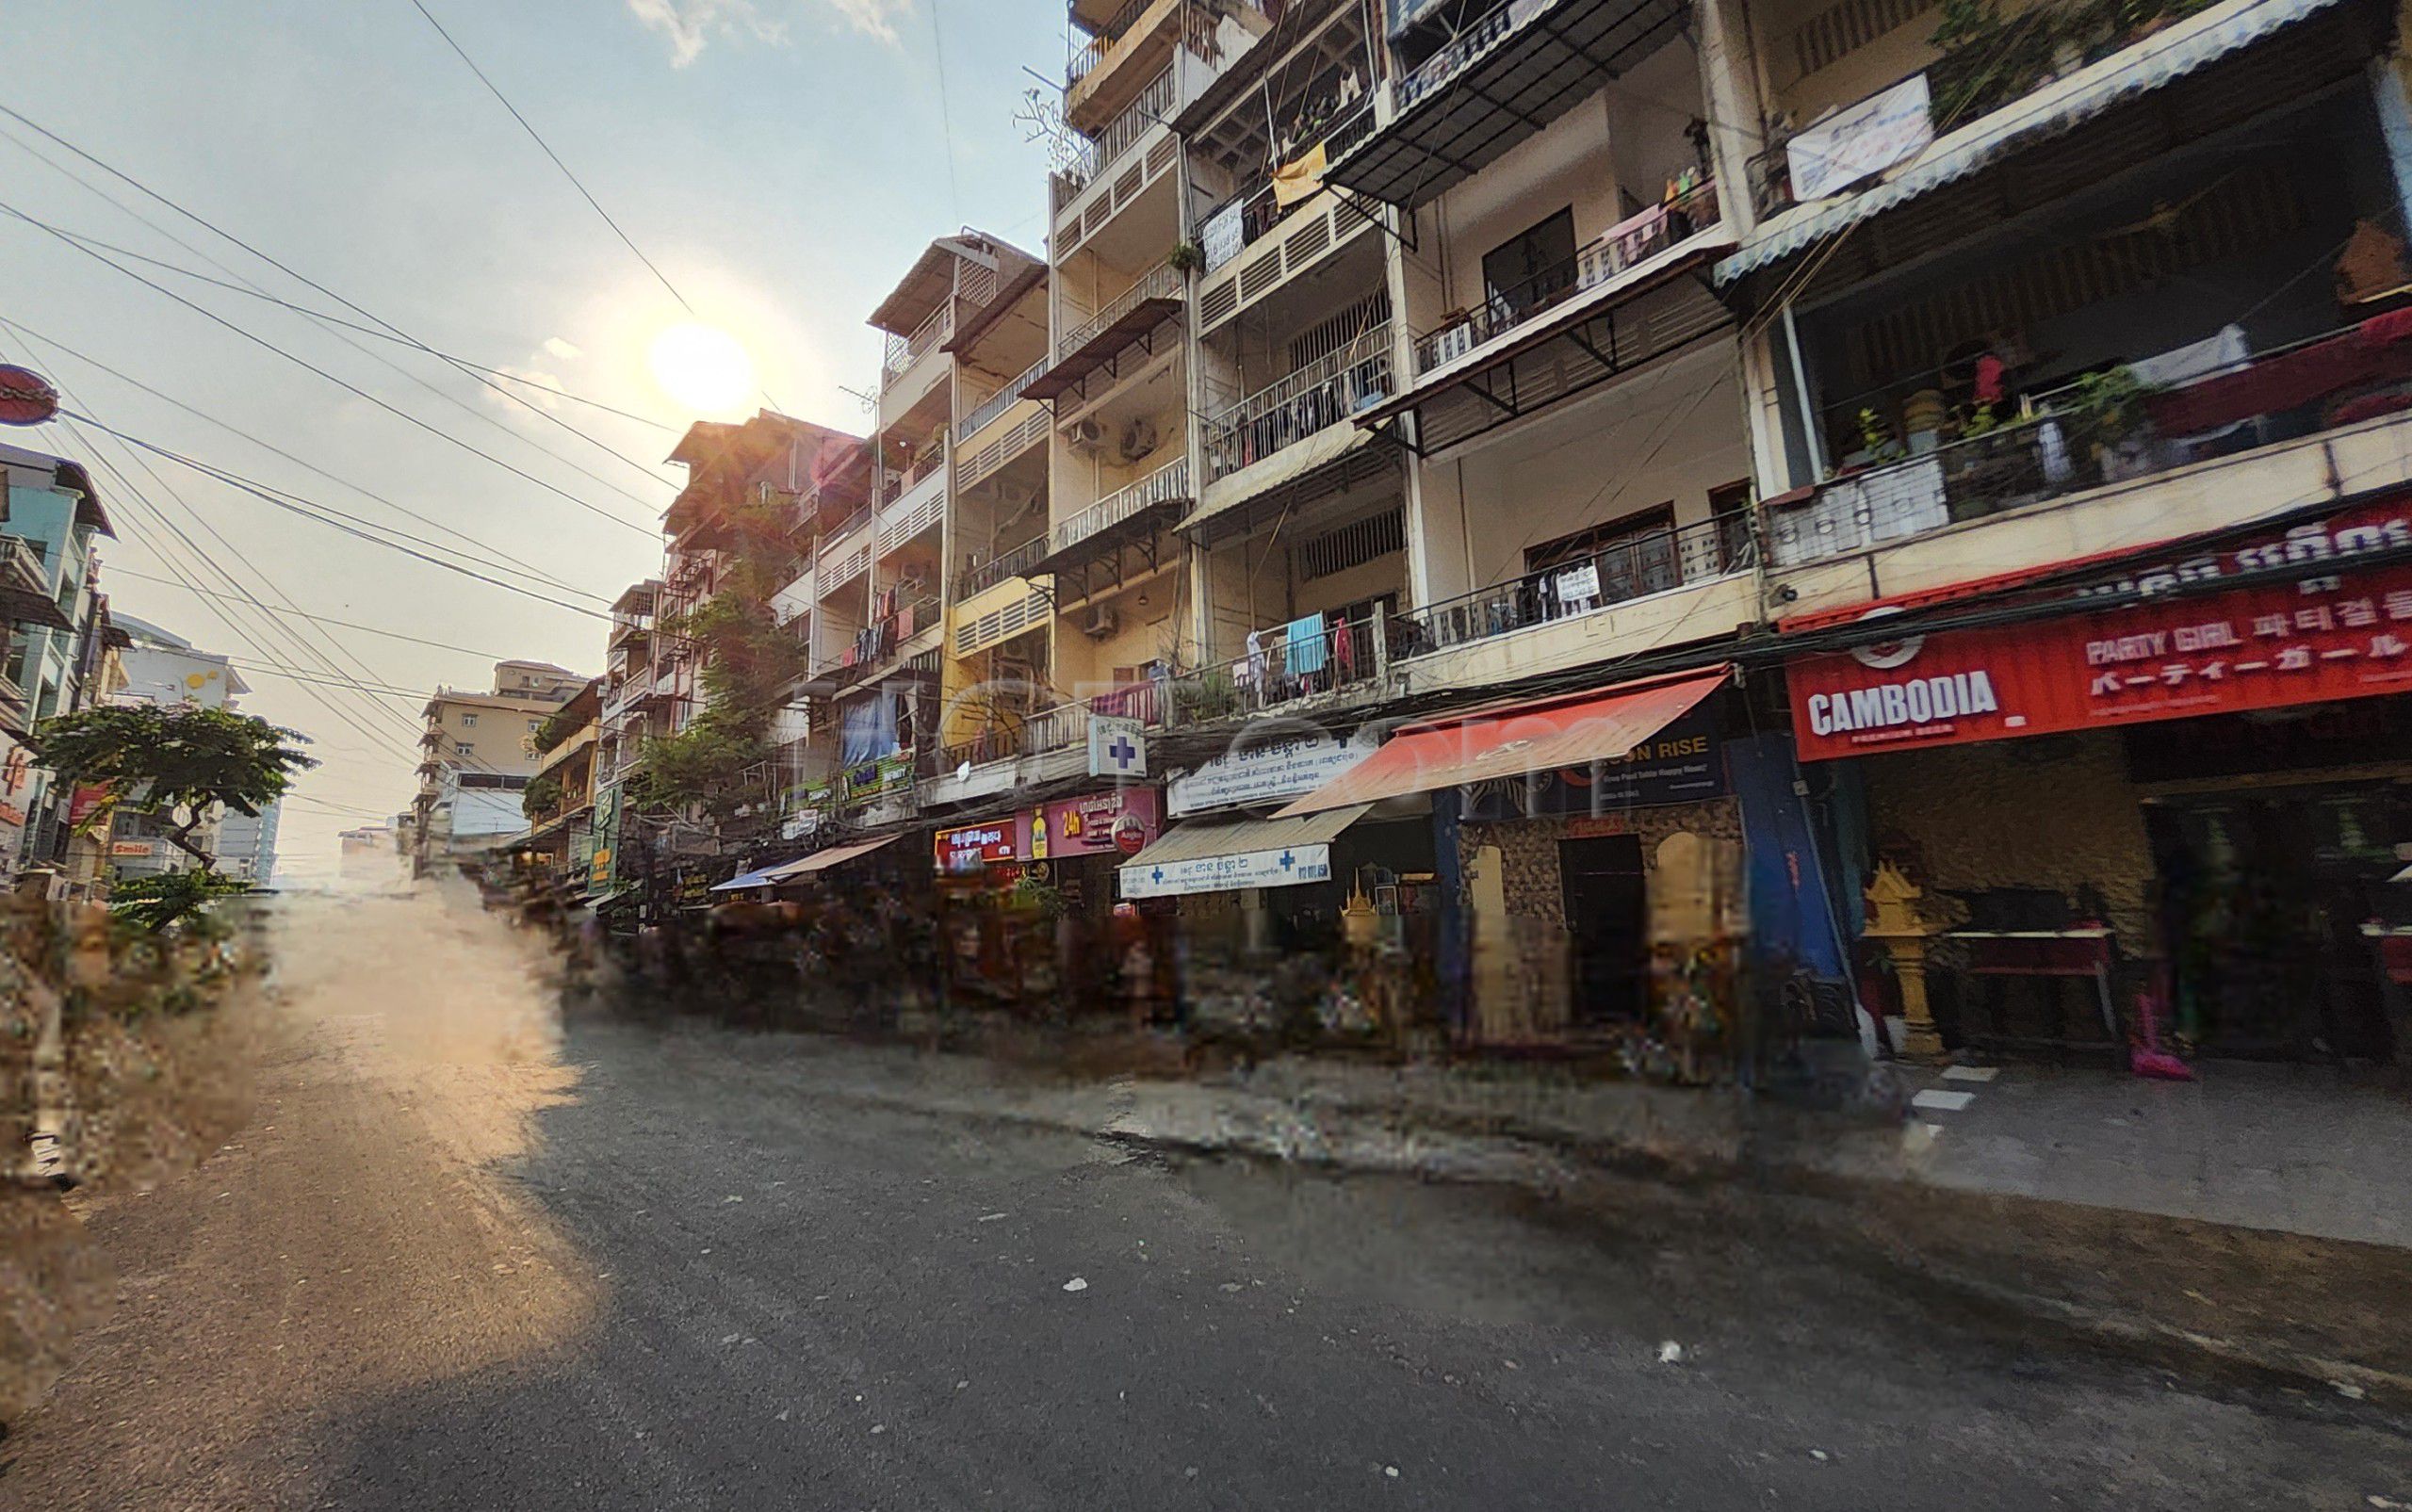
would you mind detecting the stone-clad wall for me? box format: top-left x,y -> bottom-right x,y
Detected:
1462,799 -> 1745,927
1862,733 -> 2158,948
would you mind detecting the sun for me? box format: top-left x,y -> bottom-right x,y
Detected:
646,322 -> 756,414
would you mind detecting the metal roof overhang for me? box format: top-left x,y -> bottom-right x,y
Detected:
1326,0 -> 1691,213
1362,252 -> 1734,457
762,833 -> 902,880
0,581 -> 70,632
709,863 -> 788,893
1022,300 -> 1183,402
1273,665 -> 1730,817
1117,803 -> 1373,899
1180,430 -> 1400,545
1025,494 -> 1189,579
1714,0 -> 2379,292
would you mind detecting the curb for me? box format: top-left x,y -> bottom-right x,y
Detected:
812,1075 -> 2412,1412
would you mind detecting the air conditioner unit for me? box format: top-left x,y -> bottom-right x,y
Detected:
1080,607 -> 1119,639
1067,417 -> 1109,455
1116,416 -> 1160,463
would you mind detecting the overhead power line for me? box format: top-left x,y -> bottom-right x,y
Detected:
0,199 -> 659,538
103,567 -> 518,660
405,0 -> 696,317
0,108 -> 683,492
62,414 -> 615,619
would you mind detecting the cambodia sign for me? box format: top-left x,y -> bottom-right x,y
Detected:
1788,504 -> 2412,761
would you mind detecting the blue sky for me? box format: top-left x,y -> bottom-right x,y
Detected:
0,0 -> 1064,867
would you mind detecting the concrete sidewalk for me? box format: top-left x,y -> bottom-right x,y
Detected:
1881,1060 -> 2412,1249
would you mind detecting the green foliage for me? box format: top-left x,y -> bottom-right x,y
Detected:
522,772 -> 564,821
107,869 -> 250,934
1172,665 -> 1242,722
1167,240 -> 1205,274
2072,364 -> 2151,441
531,707 -> 582,755
37,705 -> 314,867
626,704 -> 770,820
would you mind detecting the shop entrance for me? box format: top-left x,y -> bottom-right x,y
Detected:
1559,835 -> 1649,1025
2146,784 -> 2407,1063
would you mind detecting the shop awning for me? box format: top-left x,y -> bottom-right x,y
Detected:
1715,0 -> 2360,286
1118,805 -> 1372,899
1274,666 -> 1730,817
762,833 -> 901,880
709,864 -> 788,893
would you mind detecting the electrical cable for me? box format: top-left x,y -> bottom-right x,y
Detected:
0,200 -> 660,538
0,114 -> 686,488
0,314 -> 595,598
99,568 -> 518,659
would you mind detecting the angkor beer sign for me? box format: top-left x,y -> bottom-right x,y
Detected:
0,366 -> 59,426
1789,501 -> 2412,761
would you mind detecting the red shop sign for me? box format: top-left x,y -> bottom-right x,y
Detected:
1789,502 -> 2412,761
1031,787 -> 1161,859
933,818 -> 1022,873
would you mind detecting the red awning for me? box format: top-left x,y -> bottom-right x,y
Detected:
1273,667 -> 1732,818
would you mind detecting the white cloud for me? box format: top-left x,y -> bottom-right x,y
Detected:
625,0 -> 910,66
541,336 -> 583,362
485,365 -> 567,415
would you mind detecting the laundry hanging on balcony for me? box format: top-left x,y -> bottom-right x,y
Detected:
1272,141 -> 1328,210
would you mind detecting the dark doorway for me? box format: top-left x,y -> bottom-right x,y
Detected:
2145,784 -> 2406,1063
1482,207 -> 1577,324
1559,835 -> 1649,1026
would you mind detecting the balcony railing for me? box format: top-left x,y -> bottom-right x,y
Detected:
1196,101 -> 1378,273
953,534 -> 1051,603
1393,0 -> 1523,114
1163,615 -> 1386,721
820,593 -> 940,686
882,301 -> 955,387
1050,454 -> 1191,558
957,361 -> 1046,442
1058,65 -> 1175,196
1056,260 -> 1186,366
1067,0 -> 1157,87
1413,179 -> 1718,375
1391,512 -> 1754,658
1205,325 -> 1394,483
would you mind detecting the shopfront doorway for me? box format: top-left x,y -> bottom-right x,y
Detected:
2146,783 -> 2407,1064
1559,835 -> 1648,1025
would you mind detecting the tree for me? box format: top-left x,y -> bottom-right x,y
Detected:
36,706 -> 314,928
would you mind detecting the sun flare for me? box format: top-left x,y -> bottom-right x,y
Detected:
646,321 -> 756,414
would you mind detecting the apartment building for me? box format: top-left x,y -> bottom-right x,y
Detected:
525,675 -> 603,887
590,578 -> 663,897
0,440 -> 116,889
105,615 -> 251,880
411,659 -> 585,872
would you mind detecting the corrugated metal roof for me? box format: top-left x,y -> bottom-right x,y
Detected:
1716,0 -> 2354,285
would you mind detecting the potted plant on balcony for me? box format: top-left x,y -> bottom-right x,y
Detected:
1167,240 -> 1206,275
2074,363 -> 2158,480
1172,665 -> 1242,723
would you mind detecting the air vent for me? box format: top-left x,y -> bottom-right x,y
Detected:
1114,163 -> 1145,206
1282,213 -> 1331,271
1789,0 -> 1938,83
1198,280 -> 1241,330
1146,135 -> 1178,177
1239,256 -> 1283,302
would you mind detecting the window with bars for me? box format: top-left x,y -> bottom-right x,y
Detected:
1288,289 -> 1393,372
1297,507 -> 1405,581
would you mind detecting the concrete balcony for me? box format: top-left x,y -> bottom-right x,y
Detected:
1393,515 -> 1757,692
1764,346 -> 2412,624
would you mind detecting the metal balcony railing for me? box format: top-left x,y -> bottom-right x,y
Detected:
1057,65 -> 1175,194
1049,454 -> 1190,558
957,361 -> 1046,442
1056,260 -> 1185,366
1390,512 -> 1754,658
1393,0 -> 1524,114
953,534 -> 1051,603
882,301 -> 955,387
1413,178 -> 1717,375
1162,615 -> 1387,720
1205,325 -> 1394,483
1067,0 -> 1156,86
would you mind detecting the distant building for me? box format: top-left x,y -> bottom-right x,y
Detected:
338,823 -> 392,881
217,799 -> 281,886
411,660 -> 588,872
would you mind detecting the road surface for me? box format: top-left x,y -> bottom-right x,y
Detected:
7,886 -> 2408,1509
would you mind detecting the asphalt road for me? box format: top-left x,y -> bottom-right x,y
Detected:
8,886 -> 2410,1510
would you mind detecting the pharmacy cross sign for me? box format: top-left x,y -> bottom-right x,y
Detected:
1107,735 -> 1139,771
1086,714 -> 1148,780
